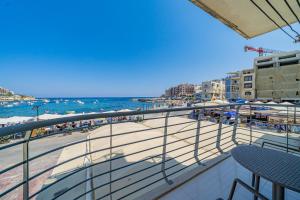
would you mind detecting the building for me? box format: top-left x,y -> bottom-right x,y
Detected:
254,51 -> 300,101
201,79 -> 225,101
165,84 -> 195,98
239,68 -> 255,100
193,85 -> 202,100
225,71 -> 241,101
0,87 -> 13,96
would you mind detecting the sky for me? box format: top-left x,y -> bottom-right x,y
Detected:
0,0 -> 299,97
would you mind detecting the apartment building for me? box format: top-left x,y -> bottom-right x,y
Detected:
165,84 -> 195,98
254,51 -> 300,101
193,85 -> 202,100
239,69 -> 255,100
225,71 -> 240,101
202,80 -> 225,101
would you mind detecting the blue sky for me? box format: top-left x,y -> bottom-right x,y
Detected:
0,0 -> 298,97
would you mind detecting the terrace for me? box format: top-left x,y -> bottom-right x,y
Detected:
0,103 -> 300,200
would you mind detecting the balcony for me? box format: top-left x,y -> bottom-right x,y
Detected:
0,104 -> 300,200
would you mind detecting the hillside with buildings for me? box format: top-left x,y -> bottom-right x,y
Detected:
0,86 -> 35,101
164,50 -> 300,103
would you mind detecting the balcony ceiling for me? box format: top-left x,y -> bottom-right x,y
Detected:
190,0 -> 299,38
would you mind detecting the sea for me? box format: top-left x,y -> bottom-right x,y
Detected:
0,97 -> 157,118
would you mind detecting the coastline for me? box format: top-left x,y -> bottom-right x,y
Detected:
0,97 -> 167,119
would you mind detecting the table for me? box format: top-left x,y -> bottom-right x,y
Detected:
231,145 -> 300,200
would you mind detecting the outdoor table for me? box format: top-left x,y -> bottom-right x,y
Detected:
231,145 -> 300,200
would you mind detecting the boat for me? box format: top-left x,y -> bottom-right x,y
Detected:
5,104 -> 13,108
77,100 -> 84,105
27,102 -> 34,106
12,102 -> 20,106
43,99 -> 50,103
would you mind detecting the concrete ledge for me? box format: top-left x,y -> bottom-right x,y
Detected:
134,153 -> 231,200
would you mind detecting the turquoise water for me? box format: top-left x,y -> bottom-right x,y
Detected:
0,97 -> 155,118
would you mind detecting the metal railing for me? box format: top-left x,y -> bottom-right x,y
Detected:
0,103 -> 300,200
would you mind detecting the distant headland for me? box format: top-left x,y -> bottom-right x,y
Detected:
0,86 -> 35,102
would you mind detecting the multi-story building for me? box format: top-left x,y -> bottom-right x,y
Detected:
239,68 -> 255,100
193,85 -> 202,100
201,79 -> 225,101
177,84 -> 195,97
0,87 -> 13,96
254,51 -> 300,101
225,71 -> 240,101
165,84 -> 195,98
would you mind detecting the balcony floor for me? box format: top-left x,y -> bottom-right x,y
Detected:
161,156 -> 300,200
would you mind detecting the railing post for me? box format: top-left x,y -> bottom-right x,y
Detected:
249,105 -> 253,145
216,107 -> 224,154
232,105 -> 241,145
194,109 -> 204,165
161,112 -> 173,185
23,130 -> 32,200
109,121 -> 113,200
286,107 -> 289,153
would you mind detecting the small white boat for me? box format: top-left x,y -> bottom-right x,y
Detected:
5,104 -> 13,108
77,100 -> 84,105
43,99 -> 50,103
13,102 -> 20,106
55,100 -> 60,104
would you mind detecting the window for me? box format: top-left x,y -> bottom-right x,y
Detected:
257,58 -> 272,63
244,83 -> 252,88
279,54 -> 296,60
244,75 -> 252,81
279,60 -> 299,66
245,91 -> 252,96
257,64 -> 273,69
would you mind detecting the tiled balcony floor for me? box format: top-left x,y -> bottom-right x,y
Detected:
161,156 -> 300,200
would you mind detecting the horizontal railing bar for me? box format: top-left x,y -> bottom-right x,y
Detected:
0,139 -> 26,151
262,141 -> 300,152
92,149 -> 210,200
238,127 -> 300,142
237,132 -> 299,148
2,121 -> 202,176
53,145 -> 199,200
236,137 -> 300,153
29,124 -> 227,183
29,124 -> 171,162
0,160 -> 25,176
30,129 -> 218,198
0,180 -> 26,198
117,148 -> 223,200
0,103 -> 243,137
51,141 -> 199,199
54,137 -> 223,200
29,125 -> 103,142
30,128 -> 200,182
142,113 -> 191,121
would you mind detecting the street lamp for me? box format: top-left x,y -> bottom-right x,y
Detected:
32,105 -> 41,121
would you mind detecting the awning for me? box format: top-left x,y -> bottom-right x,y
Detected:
190,0 -> 299,39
